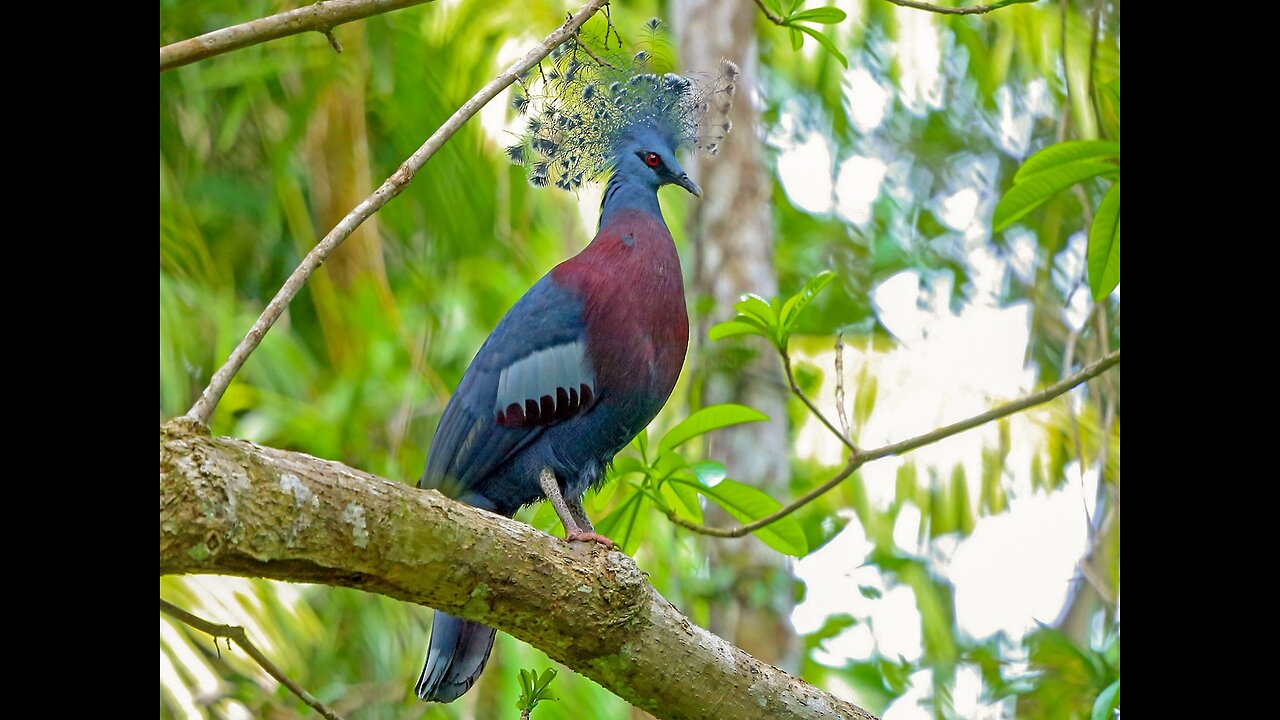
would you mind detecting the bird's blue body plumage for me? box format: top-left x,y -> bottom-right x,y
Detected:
414,54 -> 739,703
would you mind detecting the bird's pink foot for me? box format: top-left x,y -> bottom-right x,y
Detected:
566,531 -> 615,549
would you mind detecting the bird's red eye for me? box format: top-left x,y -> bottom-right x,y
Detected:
644,152 -> 661,168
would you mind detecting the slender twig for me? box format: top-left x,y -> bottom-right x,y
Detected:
753,0 -> 784,25
668,349 -> 1121,538
575,33 -> 618,69
160,599 -> 346,720
784,354 -> 859,453
834,332 -> 851,441
324,29 -> 344,54
880,0 -> 1014,15
160,0 -> 432,72
183,0 -> 610,426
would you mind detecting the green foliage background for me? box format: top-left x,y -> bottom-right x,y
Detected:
160,0 -> 1119,718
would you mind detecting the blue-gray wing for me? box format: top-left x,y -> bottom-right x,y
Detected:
418,274 -> 597,502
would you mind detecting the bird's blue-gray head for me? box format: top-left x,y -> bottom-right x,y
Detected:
505,31 -> 737,194
612,123 -> 701,197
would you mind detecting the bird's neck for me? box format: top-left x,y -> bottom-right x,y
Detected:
598,172 -> 664,231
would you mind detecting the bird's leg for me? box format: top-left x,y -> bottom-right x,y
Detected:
539,468 -> 614,549
565,494 -> 594,533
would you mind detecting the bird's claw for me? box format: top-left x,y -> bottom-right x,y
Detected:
566,531 -> 615,549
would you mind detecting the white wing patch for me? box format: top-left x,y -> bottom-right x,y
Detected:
495,341 -> 596,427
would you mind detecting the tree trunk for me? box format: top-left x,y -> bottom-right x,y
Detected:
302,25 -> 394,368
674,0 -> 798,670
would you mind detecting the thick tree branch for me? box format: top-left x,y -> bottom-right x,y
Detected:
668,350 -> 1120,538
159,599 -> 346,720
183,0 -> 609,427
159,422 -> 877,720
160,0 -> 434,72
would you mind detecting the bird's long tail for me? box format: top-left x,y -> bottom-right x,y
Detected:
415,612 -> 498,703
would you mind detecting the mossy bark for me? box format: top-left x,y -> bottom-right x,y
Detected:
160,422 -> 877,720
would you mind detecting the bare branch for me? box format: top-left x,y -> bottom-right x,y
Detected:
574,34 -> 618,69
183,0 -> 610,427
834,331 -> 851,442
159,599 -> 346,720
159,424 -> 877,720
859,349 -> 1119,462
880,0 -> 1014,15
160,0 -> 432,72
668,350 -> 1120,538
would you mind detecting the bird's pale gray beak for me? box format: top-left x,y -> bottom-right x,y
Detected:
676,174 -> 702,198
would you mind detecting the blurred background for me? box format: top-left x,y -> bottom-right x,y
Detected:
159,0 -> 1120,718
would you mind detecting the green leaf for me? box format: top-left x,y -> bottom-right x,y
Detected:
677,476 -> 808,556
993,160 -> 1116,231
1015,140 -> 1120,182
734,294 -> 778,327
1091,680 -> 1120,720
536,668 -> 557,693
790,26 -> 803,50
610,455 -> 647,479
708,319 -> 768,342
788,7 -> 847,24
661,477 -> 703,523
853,368 -> 877,429
631,427 -> 649,461
1088,182 -> 1120,300
988,0 -> 1040,9
858,585 -> 883,599
691,460 -> 726,485
652,449 -> 690,483
595,492 -> 651,555
657,404 -> 770,455
794,25 -> 848,68
780,270 -> 836,329
793,362 -> 822,398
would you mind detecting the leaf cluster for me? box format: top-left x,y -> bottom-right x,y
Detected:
516,667 -> 560,715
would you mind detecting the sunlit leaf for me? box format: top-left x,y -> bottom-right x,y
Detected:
657,404 -> 770,455
595,493 -> 651,555
788,7 -> 847,24
780,270 -> 836,329
708,319 -> 768,341
794,24 -> 848,68
610,455 -> 648,479
691,460 -> 727,486
1088,182 -> 1120,300
676,476 -> 808,556
993,160 -> 1117,230
1014,140 -> 1120,182
661,477 -> 703,523
734,294 -> 778,328
1091,680 -> 1120,720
